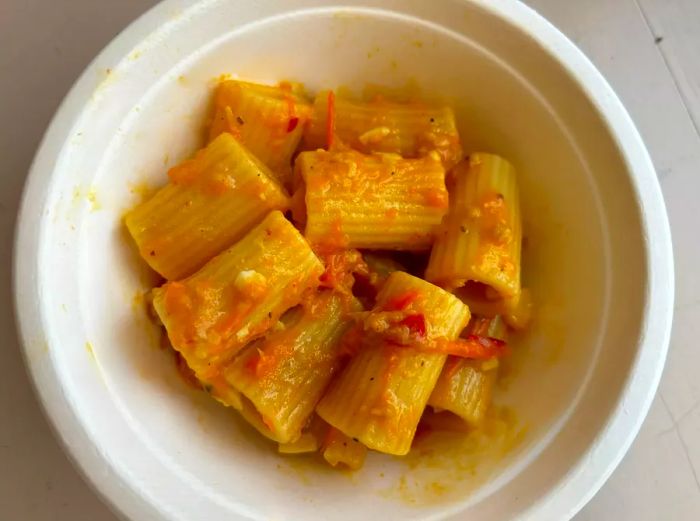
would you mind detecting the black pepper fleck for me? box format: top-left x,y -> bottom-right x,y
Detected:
459,225 -> 467,233
236,116 -> 245,125
352,437 -> 359,442
150,250 -> 155,256
430,117 -> 435,123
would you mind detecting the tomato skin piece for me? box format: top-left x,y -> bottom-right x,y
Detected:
399,314 -> 426,338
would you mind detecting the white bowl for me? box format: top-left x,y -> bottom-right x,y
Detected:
14,1 -> 674,520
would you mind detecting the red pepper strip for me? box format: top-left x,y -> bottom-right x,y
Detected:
326,90 -> 336,149
287,117 -> 299,132
384,290 -> 420,311
399,314 -> 426,337
427,335 -> 508,359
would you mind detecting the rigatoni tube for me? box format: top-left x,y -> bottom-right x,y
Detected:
297,148 -> 449,250
316,272 -> 470,455
428,316 -> 506,426
425,153 -> 522,300
303,91 -> 463,168
208,79 -> 312,187
152,211 -> 324,406
125,133 -> 289,280
428,359 -> 497,427
223,291 -> 361,444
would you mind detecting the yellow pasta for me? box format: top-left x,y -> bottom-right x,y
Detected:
316,272 -> 470,455
425,153 -> 522,300
129,76 -> 536,472
278,415 -> 329,454
428,359 -> 497,427
125,133 -> 290,280
223,291 -> 361,444
277,435 -> 320,454
207,382 -> 244,411
152,211 -> 324,404
456,284 -> 533,330
297,148 -> 448,250
429,316 -> 506,426
237,394 -> 280,441
322,427 -> 368,470
303,91 -> 463,168
209,79 -> 312,186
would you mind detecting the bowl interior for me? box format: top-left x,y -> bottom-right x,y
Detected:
33,1 -> 649,520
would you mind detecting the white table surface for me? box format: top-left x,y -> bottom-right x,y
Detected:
1,1 -> 698,519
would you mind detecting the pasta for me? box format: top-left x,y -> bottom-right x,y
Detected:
428,316 -> 508,426
131,77 -> 532,471
151,210 -> 324,403
456,284 -> 533,330
223,291 -> 361,443
316,272 -> 470,455
303,91 -> 463,168
425,153 -> 522,298
297,148 -> 448,250
278,415 -> 328,454
125,133 -> 289,280
322,427 -> 368,470
209,79 -> 312,187
429,359 -> 497,426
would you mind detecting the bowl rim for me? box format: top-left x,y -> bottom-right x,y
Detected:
12,0 -> 674,520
